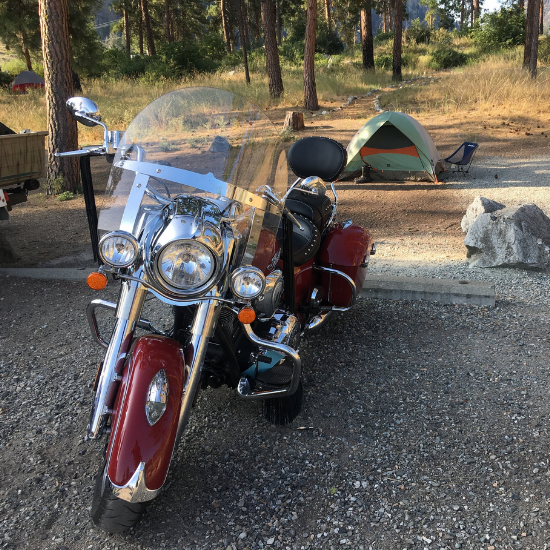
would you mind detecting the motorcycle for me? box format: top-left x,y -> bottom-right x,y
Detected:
59,87 -> 375,533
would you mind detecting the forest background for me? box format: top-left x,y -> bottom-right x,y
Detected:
1,0 -> 550,190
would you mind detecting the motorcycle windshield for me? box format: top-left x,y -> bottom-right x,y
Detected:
98,87 -> 289,242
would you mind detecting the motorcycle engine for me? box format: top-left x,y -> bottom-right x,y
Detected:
254,269 -> 283,319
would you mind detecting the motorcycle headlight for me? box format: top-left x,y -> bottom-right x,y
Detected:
99,231 -> 139,268
157,240 -> 215,290
231,266 -> 266,300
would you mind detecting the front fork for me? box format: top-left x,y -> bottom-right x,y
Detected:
89,270 -> 221,444
88,273 -> 148,440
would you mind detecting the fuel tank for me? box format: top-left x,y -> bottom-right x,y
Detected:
107,335 -> 186,491
318,222 -> 373,308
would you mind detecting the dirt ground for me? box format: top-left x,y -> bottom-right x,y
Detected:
2,86 -> 540,270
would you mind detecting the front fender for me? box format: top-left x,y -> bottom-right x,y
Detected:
107,335 -> 186,492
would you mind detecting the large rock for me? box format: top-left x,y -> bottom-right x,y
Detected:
461,196 -> 505,233
465,203 -> 550,268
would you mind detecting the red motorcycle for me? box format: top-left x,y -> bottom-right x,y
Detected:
60,87 -> 374,532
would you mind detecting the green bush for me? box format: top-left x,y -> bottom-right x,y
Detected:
406,19 -> 431,45
375,54 -> 393,70
471,5 -> 525,50
538,35 -> 550,63
429,47 -> 468,69
0,71 -> 12,88
57,191 -> 74,202
375,30 -> 394,43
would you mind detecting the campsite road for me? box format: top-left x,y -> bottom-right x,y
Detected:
1,268 -> 550,550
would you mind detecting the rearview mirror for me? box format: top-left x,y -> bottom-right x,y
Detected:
66,97 -> 101,127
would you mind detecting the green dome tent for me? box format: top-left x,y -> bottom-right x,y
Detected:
342,111 -> 444,182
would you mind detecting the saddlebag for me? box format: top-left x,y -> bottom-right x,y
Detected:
318,222 -> 373,308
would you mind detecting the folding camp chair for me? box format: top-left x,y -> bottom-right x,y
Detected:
444,141 -> 478,172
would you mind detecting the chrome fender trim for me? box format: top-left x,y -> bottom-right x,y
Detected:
109,462 -> 160,503
237,323 -> 301,400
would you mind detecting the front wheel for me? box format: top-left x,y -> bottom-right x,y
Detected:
91,464 -> 148,533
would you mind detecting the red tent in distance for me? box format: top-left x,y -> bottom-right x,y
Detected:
12,71 -> 45,93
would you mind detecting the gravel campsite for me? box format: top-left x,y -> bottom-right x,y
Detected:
3,93 -> 550,550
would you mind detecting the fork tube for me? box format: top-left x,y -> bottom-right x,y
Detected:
175,295 -> 221,444
88,274 -> 148,440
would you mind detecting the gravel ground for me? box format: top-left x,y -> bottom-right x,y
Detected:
2,157 -> 550,550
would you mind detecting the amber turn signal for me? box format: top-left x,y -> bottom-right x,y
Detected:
237,307 -> 256,324
87,271 -> 108,290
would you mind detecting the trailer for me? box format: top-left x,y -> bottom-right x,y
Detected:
0,130 -> 48,220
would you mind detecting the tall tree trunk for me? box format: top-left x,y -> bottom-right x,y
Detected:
324,0 -> 332,30
276,0 -> 282,44
242,0 -> 251,52
392,0 -> 402,81
238,0 -> 250,84
261,0 -> 283,97
123,8 -> 131,54
138,3 -> 144,55
38,0 -> 79,193
519,0 -> 525,11
141,0 -> 156,56
474,0 -> 480,21
540,0 -> 544,35
303,0 -> 318,111
529,0 -> 541,77
221,0 -> 232,52
361,2 -> 374,70
23,46 -> 33,71
460,0 -> 465,30
164,0 -> 172,42
524,0 -> 538,68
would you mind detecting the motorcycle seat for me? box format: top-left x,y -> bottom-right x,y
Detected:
285,189 -> 332,231
278,214 -> 321,266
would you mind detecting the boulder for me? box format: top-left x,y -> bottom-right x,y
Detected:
461,196 -> 505,233
465,203 -> 550,269
209,136 -> 231,153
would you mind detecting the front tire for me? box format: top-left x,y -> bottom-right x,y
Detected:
91,464 -> 148,533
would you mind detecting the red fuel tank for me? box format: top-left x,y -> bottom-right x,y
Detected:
107,335 -> 186,491
318,222 -> 373,308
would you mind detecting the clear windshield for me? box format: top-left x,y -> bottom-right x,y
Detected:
98,87 -> 290,237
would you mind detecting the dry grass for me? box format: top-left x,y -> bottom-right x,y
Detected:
381,50 -> 550,122
0,61 -> 407,144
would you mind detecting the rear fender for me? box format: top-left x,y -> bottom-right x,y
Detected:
106,335 -> 186,493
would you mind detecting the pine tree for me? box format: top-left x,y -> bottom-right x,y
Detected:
38,0 -> 79,193
304,0 -> 318,110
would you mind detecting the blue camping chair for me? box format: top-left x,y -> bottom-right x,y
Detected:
444,141 -> 478,172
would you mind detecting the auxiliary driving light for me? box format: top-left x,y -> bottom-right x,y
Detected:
230,266 -> 266,300
98,231 -> 139,268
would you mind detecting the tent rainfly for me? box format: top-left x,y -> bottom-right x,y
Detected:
12,71 -> 45,93
343,111 -> 444,182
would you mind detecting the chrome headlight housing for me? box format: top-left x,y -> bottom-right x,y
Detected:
231,266 -> 266,300
156,240 -> 216,291
98,231 -> 139,268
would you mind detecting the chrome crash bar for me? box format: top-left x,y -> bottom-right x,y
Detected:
87,299 -> 169,348
237,323 -> 301,400
314,265 -> 357,312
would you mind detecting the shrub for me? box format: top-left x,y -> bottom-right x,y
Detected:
538,35 -> 550,64
375,30 -> 394,43
406,19 -> 431,45
375,54 -> 393,70
429,47 -> 468,69
472,5 -> 525,50
0,71 -> 12,88
57,191 -> 74,202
